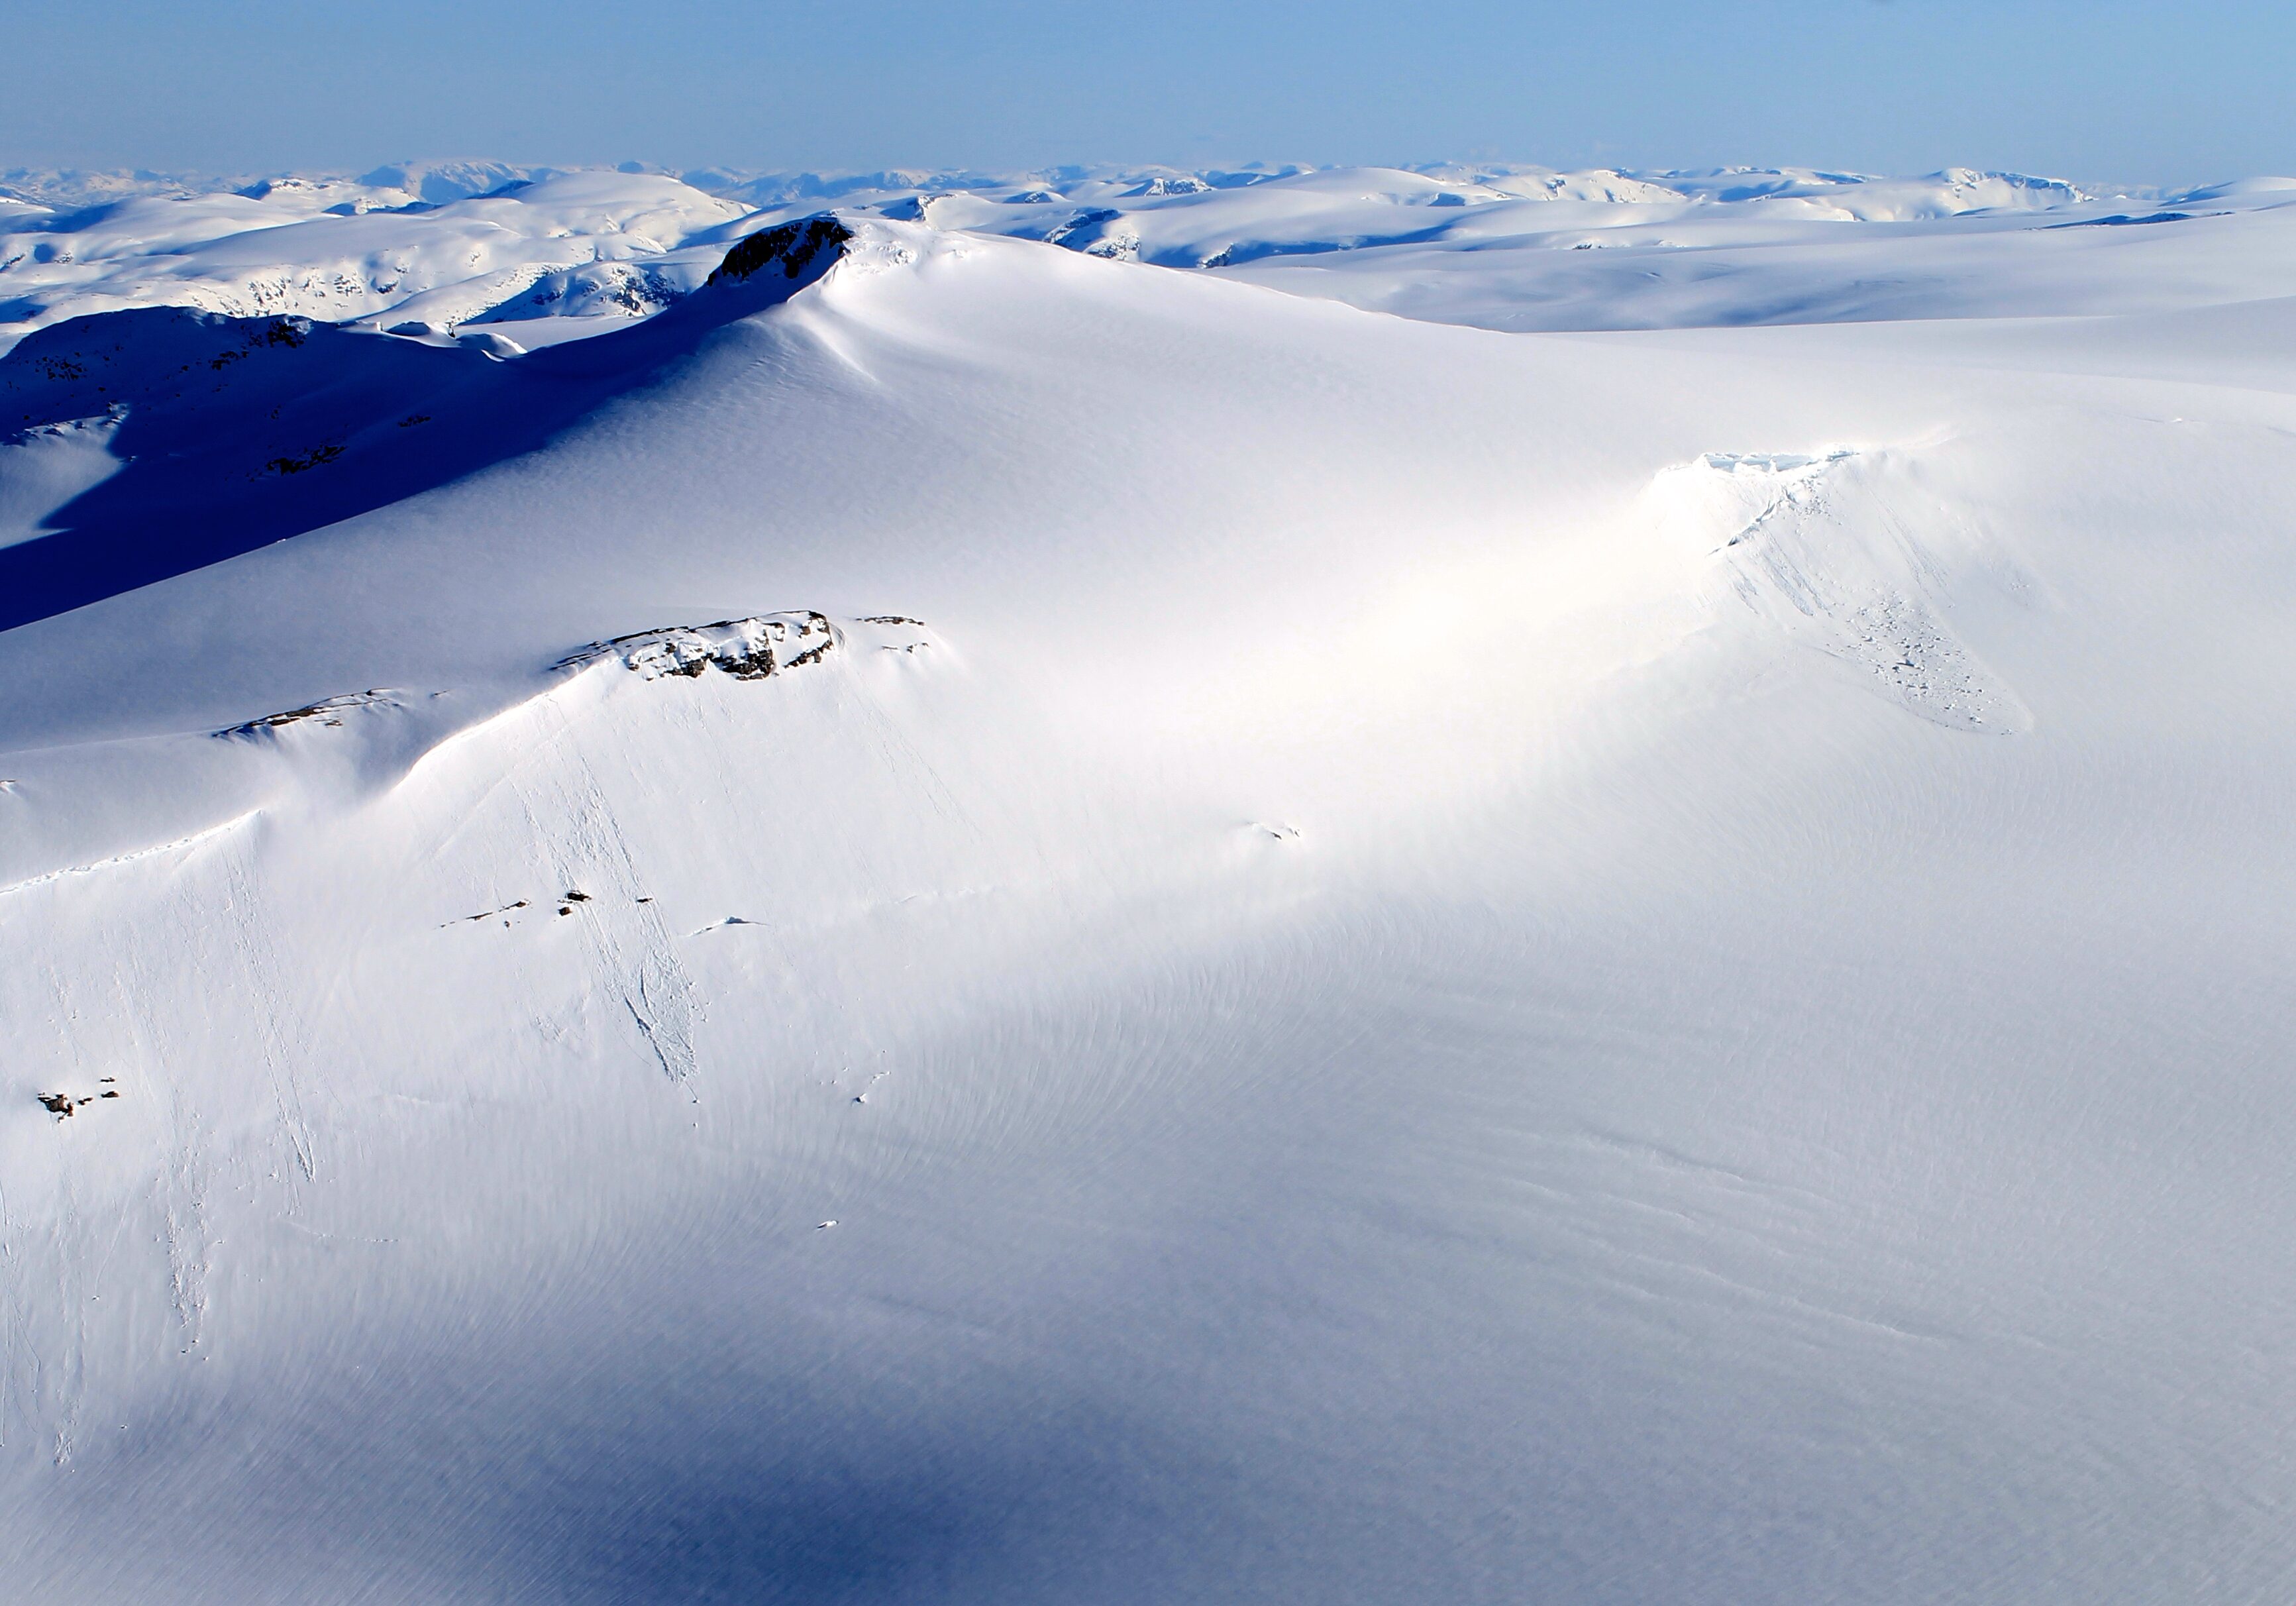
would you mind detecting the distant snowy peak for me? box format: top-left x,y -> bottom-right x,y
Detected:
1645,166 -> 2091,217
0,160 -> 563,213
352,158 -> 558,206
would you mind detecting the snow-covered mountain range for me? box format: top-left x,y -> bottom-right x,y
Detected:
9,160 -> 2293,351
5,157 -> 2296,1601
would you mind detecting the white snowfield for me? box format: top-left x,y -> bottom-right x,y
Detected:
1,160 -> 2295,1602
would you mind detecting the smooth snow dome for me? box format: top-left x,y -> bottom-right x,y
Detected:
3,160 -> 2296,1603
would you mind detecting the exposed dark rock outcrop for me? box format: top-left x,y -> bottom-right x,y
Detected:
707,215 -> 852,288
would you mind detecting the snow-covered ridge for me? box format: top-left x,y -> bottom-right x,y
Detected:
0,608 -> 936,898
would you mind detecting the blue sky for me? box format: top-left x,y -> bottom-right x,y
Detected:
7,0 -> 2287,184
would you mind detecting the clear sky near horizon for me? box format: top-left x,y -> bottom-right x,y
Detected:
5,0 -> 2287,186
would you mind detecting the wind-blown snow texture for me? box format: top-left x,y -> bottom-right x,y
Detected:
5,158 -> 2296,1603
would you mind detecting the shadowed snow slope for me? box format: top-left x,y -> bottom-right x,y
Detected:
4,218 -> 2296,1603
0,215 -> 851,629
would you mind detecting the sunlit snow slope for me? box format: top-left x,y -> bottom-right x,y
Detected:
4,172 -> 2296,1603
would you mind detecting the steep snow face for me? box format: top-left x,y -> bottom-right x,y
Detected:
5,193 -> 2296,1603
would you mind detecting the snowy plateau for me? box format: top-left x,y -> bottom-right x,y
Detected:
3,156 -> 2296,1601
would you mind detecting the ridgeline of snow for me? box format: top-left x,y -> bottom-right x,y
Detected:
3,175 -> 2296,1601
